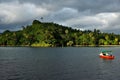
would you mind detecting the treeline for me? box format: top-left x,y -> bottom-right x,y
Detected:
0,20 -> 120,47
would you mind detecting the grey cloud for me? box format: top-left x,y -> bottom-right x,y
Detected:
0,0 -> 120,33
1,0 -> 120,12
2,0 -> 120,13
45,8 -> 79,23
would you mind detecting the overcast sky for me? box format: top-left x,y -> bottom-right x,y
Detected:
0,0 -> 120,33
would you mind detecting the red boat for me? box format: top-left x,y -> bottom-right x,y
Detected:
99,50 -> 115,59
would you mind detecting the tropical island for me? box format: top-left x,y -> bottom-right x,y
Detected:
0,20 -> 120,47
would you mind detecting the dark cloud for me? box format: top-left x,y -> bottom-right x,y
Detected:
0,0 -> 120,33
2,0 -> 119,12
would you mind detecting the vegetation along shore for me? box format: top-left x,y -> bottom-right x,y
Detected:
0,20 -> 120,47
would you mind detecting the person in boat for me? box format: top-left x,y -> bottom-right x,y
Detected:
101,51 -> 112,56
102,53 -> 108,56
103,53 -> 106,56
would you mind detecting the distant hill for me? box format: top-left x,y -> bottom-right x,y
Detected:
0,20 -> 120,47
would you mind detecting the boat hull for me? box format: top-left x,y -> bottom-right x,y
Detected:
99,55 -> 115,59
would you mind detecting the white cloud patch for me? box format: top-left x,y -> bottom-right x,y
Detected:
0,1 -> 49,24
60,12 -> 120,31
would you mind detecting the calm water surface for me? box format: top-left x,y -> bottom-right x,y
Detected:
0,47 -> 120,80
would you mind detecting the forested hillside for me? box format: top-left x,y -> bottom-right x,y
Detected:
0,20 -> 120,47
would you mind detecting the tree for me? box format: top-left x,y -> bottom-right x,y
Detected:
99,39 -> 105,45
67,41 -> 74,46
32,20 -> 41,25
113,37 -> 119,45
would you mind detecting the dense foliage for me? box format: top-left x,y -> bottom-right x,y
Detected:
0,20 -> 120,47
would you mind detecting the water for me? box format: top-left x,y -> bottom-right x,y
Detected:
0,47 -> 120,80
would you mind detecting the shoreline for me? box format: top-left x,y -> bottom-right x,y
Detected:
74,45 -> 120,47
0,45 -> 120,47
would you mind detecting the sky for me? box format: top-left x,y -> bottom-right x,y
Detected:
0,0 -> 120,33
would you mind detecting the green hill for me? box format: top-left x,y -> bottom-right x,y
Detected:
0,20 -> 120,47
